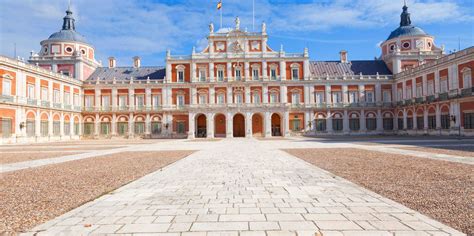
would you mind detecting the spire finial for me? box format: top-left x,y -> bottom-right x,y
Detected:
62,1 -> 76,31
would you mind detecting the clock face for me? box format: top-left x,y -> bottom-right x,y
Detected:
416,40 -> 424,49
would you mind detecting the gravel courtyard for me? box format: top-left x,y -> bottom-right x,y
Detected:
4,137 -> 468,235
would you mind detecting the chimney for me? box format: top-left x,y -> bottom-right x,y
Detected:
133,56 -> 141,68
340,50 -> 348,63
108,57 -> 116,68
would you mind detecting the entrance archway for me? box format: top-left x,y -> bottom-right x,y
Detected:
271,113 -> 282,136
233,113 -> 245,137
196,114 -> 207,138
252,113 -> 264,137
214,114 -> 226,137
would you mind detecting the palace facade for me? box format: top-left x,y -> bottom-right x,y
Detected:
0,4 -> 473,143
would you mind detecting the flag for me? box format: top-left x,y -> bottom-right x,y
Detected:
217,0 -> 222,10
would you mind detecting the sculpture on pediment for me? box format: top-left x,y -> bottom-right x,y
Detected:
209,22 -> 214,33
235,16 -> 240,30
262,22 -> 266,34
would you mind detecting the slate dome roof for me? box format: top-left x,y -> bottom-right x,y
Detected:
387,25 -> 427,41
48,30 -> 88,43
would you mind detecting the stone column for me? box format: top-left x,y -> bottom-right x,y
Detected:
326,110 -> 333,133
226,62 -> 232,81
227,86 -> 233,104
376,109 -> 383,132
434,70 -> 440,94
191,62 -> 196,82
309,85 -> 315,105
59,84 -> 64,109
403,108 -> 407,129
304,85 -> 310,106
280,85 -> 287,103
262,61 -> 268,80
188,112 -> 195,139
209,62 -> 215,82
128,113 -> 134,137
166,63 -> 172,83
422,74 -> 428,96
262,84 -> 269,104
358,84 -> 365,103
48,81 -> 53,108
244,61 -> 250,80
191,87 -> 197,105
94,113 -> 99,136
423,109 -> 429,131
209,86 -> 215,104
283,111 -> 290,137
343,110 -> 349,133
145,113 -> 151,135
245,86 -> 251,104
35,77 -> 41,106
325,85 -> 332,104
35,110 -> 41,137
360,109 -> 367,132
112,113 -> 117,136
304,111 -> 311,132
412,78 -> 417,98
145,88 -> 151,110
402,81 -> 407,100
128,88 -> 135,110
280,61 -> 286,80
264,111 -> 271,137
207,113 -> 215,138
435,104 -> 441,129
112,88 -> 118,110
246,112 -> 253,138
303,59 -> 310,80
375,83 -> 382,102
226,112 -> 233,138
342,85 -> 348,104
60,113 -> 64,137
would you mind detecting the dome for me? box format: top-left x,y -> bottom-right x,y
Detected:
48,30 -> 88,43
386,25 -> 428,41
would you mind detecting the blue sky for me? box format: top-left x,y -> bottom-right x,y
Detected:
1,0 -> 473,67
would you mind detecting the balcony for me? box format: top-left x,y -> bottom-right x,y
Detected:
426,95 -> 436,103
404,99 -> 413,106
461,87 -> 473,97
415,97 -> 424,104
83,106 -> 95,112
135,105 -> 146,112
347,102 -> 360,108
438,92 -> 448,101
118,106 -> 129,111
364,102 -> 376,107
27,98 -> 37,106
397,101 -> 405,106
0,94 -> 14,103
290,103 -> 304,109
448,89 -> 459,99
41,100 -> 50,107
53,103 -> 62,109
64,104 -> 72,110
100,107 -> 112,112
151,106 -> 163,111
330,103 -> 344,108
382,102 -> 393,108
74,106 -> 81,112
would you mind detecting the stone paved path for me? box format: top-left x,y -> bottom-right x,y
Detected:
25,138 -> 464,235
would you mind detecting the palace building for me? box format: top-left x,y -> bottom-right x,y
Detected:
0,3 -> 473,143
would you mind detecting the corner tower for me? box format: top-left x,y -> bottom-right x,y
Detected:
29,4 -> 100,81
380,2 -> 443,74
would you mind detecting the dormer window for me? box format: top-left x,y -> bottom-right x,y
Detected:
81,49 -> 86,55
389,44 -> 396,52
176,65 -> 185,83
402,42 -> 410,49
291,63 -> 300,80
65,46 -> 73,53
43,46 -> 49,54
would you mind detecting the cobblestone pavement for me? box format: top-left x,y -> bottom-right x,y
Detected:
25,138 -> 465,235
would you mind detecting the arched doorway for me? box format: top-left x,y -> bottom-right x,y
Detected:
252,113 -> 264,137
214,114 -> 226,137
271,113 -> 282,136
196,114 -> 207,138
233,113 -> 245,137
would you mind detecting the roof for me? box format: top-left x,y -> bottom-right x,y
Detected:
87,67 -> 166,81
48,30 -> 88,43
387,25 -> 428,41
310,60 -> 392,76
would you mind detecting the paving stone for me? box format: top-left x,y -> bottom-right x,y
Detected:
279,221 -> 318,230
116,223 -> 171,233
219,214 -> 266,222
249,221 -> 280,230
190,222 -> 248,231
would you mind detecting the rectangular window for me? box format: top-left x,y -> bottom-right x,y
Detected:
134,122 -> 145,135
292,93 -> 301,105
177,95 -> 185,106
102,95 -> 110,109
53,90 -> 60,103
291,119 -> 301,131
117,122 -> 128,135
383,118 -> 393,130
366,118 -> 377,131
332,92 -> 342,103
40,121 -> 49,136
407,118 -> 413,130
74,122 -> 79,135
270,93 -> 278,103
41,87 -> 48,101
252,69 -> 259,81
416,84 -> 422,97
53,121 -> 60,136
28,84 -> 35,99
349,91 -> 358,103
152,95 -> 161,108
199,70 -> 206,82
26,119 -> 35,137
119,95 -> 127,109
417,117 -> 424,130
463,72 -> 472,88
178,71 -> 184,82
83,123 -> 94,136
73,94 -> 79,106
316,119 -> 326,131
136,95 -> 145,108
64,92 -> 70,105
253,93 -> 261,104
349,119 -> 360,131
100,122 -> 110,135
177,121 -> 185,134
428,116 -> 436,129
198,94 -> 207,104
64,122 -> 70,135
398,118 -> 403,130
217,94 -> 225,104
292,68 -> 299,80
217,70 -> 224,81
2,79 -> 11,96
366,91 -> 374,102
440,78 -> 448,93
315,92 -> 325,104
406,86 -> 412,99
427,81 -> 434,95
441,115 -> 450,129
270,69 -> 277,80
332,119 -> 343,131
235,94 -> 243,104
235,69 -> 242,80
464,113 -> 474,129
383,90 -> 391,102
85,95 -> 94,108
397,88 -> 403,101
151,122 -> 162,134
0,118 -> 12,138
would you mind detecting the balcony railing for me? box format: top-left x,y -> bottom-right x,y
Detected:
426,95 -> 436,103
41,101 -> 50,107
415,97 -> 424,104
382,102 -> 393,108
404,99 -> 413,106
64,104 -> 72,110
53,103 -> 62,109
83,107 -> 95,112
0,94 -> 14,103
439,92 -> 448,101
461,87 -> 473,97
397,101 -> 404,106
27,98 -> 37,106
448,89 -> 459,99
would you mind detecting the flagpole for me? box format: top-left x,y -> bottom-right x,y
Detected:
252,0 -> 255,31
220,3 -> 222,29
